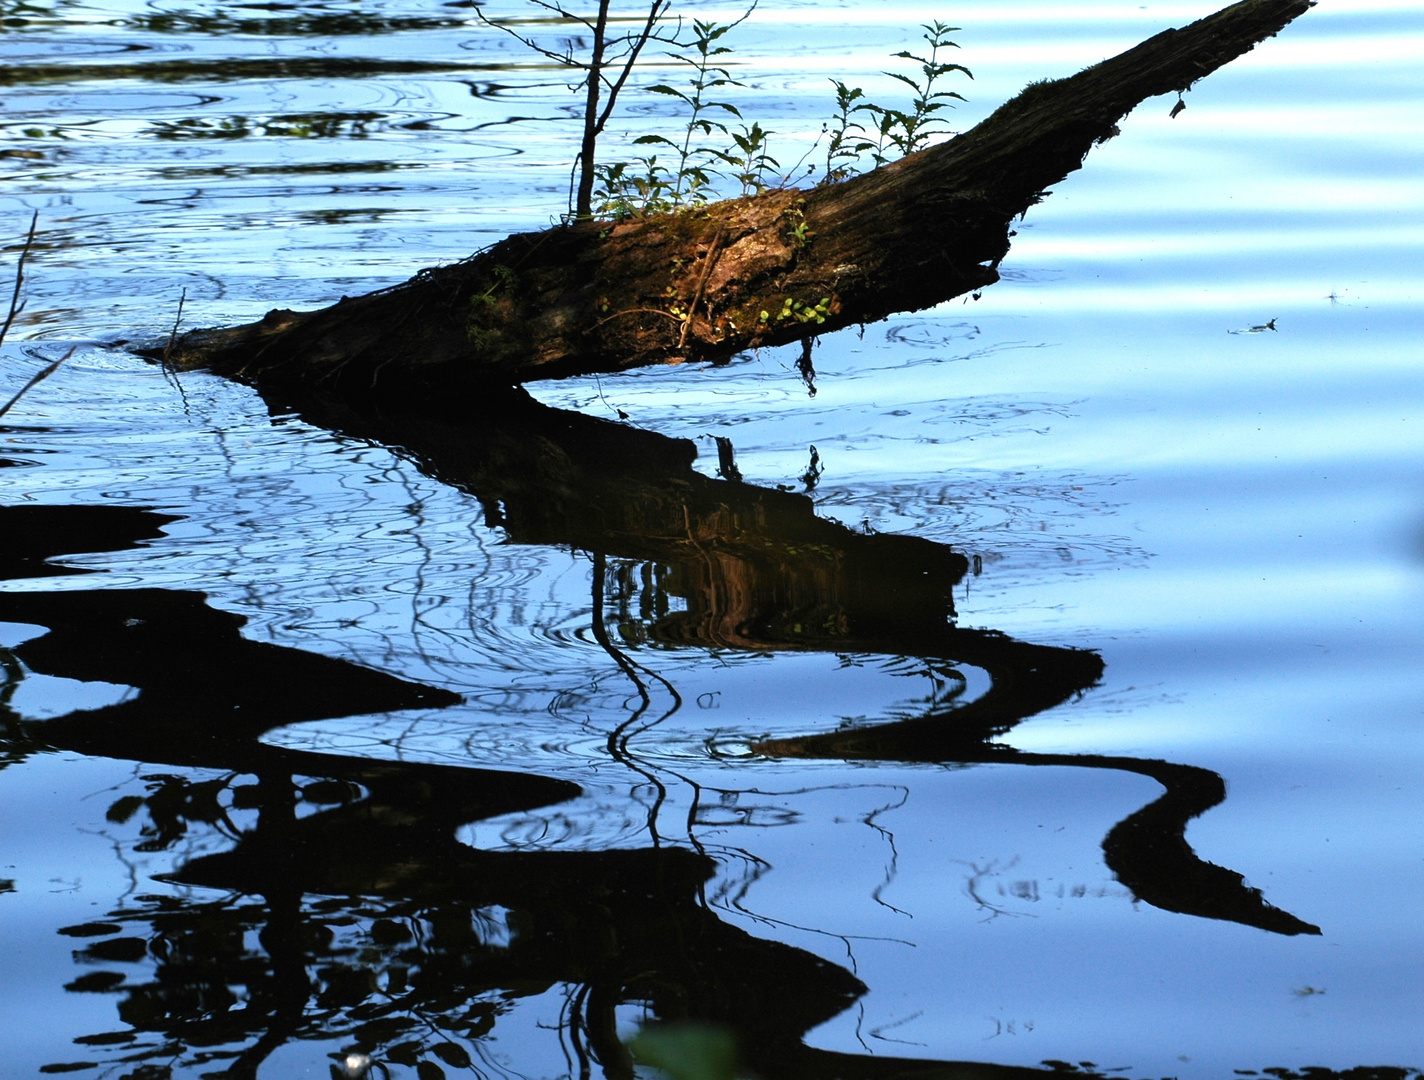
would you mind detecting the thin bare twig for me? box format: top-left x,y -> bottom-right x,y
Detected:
592,0 -> 673,137
0,211 -> 39,349
163,287 -> 187,368
477,3 -> 595,66
520,0 -> 597,32
481,24 -> 585,68
0,346 -> 74,421
0,212 -> 68,422
590,305 -> 682,329
678,225 -> 726,348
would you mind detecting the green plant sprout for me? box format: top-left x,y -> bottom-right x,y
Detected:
594,154 -> 678,216
860,21 -> 973,167
465,264 -> 519,347
490,4 -> 972,221
635,15 -> 752,204
758,296 -> 831,326
480,0 -> 681,218
823,80 -> 875,183
726,120 -> 779,196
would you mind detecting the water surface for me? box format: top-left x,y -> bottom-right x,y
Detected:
2,1 -> 1423,1077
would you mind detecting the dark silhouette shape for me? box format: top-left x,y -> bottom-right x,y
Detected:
0,503 -> 179,580
0,459 -> 1322,1078
274,384 -> 1320,937
0,586 -> 461,764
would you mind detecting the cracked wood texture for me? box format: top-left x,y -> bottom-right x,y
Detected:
154,0 -> 1311,396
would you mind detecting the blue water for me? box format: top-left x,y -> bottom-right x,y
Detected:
2,1 -> 1423,1077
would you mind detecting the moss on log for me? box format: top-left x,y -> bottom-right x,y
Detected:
154,0 -> 1311,395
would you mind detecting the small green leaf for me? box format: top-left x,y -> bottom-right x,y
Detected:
628,1024 -> 737,1080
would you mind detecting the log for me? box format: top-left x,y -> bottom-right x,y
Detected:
154,0 -> 1312,395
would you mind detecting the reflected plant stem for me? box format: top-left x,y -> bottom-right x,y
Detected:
586,981 -> 635,1080
957,856 -> 1024,922
569,981 -> 594,1080
589,552 -> 721,908
862,787 -> 911,918
0,210 -> 36,347
555,984 -> 580,1080
591,551 -> 681,848
227,770 -> 312,1079
0,645 -> 22,721
589,553 -> 719,909
797,337 -> 818,398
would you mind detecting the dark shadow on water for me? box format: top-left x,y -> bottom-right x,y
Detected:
0,504 -> 179,580
275,384 -> 1319,939
0,387 -> 1331,1077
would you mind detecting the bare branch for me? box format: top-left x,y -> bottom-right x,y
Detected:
593,0 -> 672,137
596,23 -> 684,93
0,346 -> 73,421
477,6 -> 594,65
0,211 -> 38,349
479,21 -> 590,68
163,287 -> 188,368
574,0 -> 613,217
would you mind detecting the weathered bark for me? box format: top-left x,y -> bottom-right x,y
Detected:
155,0 -> 1311,395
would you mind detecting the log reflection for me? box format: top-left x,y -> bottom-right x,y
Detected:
0,394 -> 1317,1080
278,386 -> 1318,936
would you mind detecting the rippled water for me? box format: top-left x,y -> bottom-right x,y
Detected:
3,1 -> 1423,1077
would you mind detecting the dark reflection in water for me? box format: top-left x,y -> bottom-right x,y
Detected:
0,504 -> 178,580
0,58 -> 501,87
1,1 -> 476,37
285,386 -> 1319,938
0,389 -> 1333,1077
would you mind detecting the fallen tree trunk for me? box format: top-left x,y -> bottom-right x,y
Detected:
155,0 -> 1311,394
